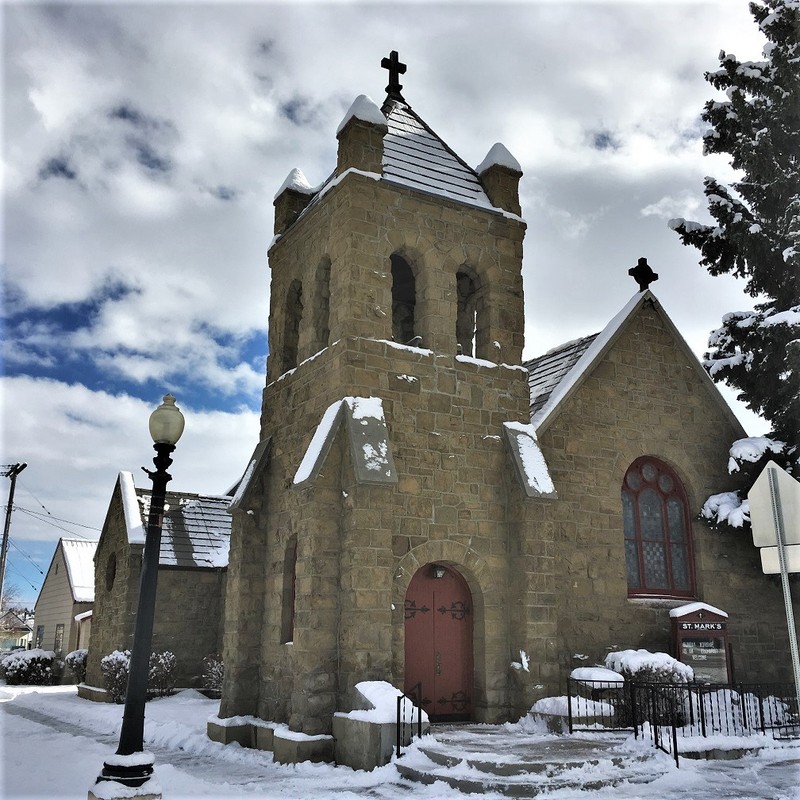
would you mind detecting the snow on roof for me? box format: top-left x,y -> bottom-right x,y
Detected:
382,101 -> 493,208
60,539 -> 98,603
119,471 -> 145,545
524,334 -> 598,418
528,291 -> 648,432
74,610 -> 93,622
525,290 -> 746,437
336,94 -> 387,135
136,490 -> 232,569
119,472 -> 232,569
669,602 -> 728,619
476,142 -> 521,174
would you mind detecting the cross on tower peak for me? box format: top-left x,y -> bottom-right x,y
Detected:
381,50 -> 407,101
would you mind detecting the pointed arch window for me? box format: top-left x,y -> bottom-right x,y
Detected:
282,280 -> 303,372
390,254 -> 416,345
622,458 -> 695,598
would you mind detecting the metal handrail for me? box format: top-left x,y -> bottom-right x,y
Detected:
396,682 -> 423,758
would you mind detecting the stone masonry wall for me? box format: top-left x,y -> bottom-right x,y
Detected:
537,302 -> 799,684
87,486 -> 227,691
228,333 -> 557,734
86,489 -> 142,689
266,172 -> 526,381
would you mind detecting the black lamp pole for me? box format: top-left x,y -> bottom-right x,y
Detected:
92,396 -> 184,797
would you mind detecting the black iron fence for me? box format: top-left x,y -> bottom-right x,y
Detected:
567,678 -> 799,766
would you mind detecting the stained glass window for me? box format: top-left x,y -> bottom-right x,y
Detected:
621,458 -> 695,597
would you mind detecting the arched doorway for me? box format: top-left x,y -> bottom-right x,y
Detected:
404,564 -> 473,721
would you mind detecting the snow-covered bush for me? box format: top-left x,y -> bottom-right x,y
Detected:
101,650 -> 131,703
101,649 -> 177,703
604,649 -> 694,684
2,649 -> 63,685
202,653 -> 224,695
148,650 -> 176,698
65,648 -> 88,684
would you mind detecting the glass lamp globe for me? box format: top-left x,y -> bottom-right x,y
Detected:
148,394 -> 186,445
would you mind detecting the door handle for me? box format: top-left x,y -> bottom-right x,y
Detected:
435,651 -> 442,675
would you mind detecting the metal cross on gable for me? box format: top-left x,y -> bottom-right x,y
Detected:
382,50 -> 407,100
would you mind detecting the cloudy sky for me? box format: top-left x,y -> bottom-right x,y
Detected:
2,0 -> 770,605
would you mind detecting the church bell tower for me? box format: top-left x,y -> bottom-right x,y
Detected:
219,52 -> 558,750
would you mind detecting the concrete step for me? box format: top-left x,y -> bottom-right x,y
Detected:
395,727 -> 666,797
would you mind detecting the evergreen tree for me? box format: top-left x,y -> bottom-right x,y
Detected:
669,0 -> 799,529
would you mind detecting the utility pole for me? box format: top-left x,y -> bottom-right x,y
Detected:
0,463 -> 27,609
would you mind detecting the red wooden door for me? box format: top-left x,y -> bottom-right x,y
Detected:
404,565 -> 473,721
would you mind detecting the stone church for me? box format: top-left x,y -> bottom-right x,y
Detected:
213,53 -> 797,762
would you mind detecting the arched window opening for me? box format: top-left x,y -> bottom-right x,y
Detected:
311,258 -> 331,354
456,270 -> 481,357
105,552 -> 117,592
391,254 -> 416,345
280,536 -> 298,644
622,458 -> 695,598
282,280 -> 303,372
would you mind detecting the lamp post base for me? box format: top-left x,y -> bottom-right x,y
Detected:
89,753 -> 162,799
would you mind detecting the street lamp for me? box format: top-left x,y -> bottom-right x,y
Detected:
90,395 -> 185,800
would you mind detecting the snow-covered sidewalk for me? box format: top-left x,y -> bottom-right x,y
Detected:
1,684 -> 799,799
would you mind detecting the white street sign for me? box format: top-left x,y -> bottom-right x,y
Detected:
748,461 -> 800,713
748,460 -> 800,549
760,544 -> 800,575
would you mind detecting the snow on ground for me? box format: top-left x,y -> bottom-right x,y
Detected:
1,684 -> 799,799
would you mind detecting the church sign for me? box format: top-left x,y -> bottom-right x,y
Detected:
670,603 -> 731,683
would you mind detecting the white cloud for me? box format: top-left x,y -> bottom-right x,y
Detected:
2,1 -> 774,601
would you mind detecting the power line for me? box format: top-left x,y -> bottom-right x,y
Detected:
13,505 -> 101,532
9,540 -> 44,575
13,506 -> 95,540
6,563 -> 40,593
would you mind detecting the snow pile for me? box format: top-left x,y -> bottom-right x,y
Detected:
338,680 -> 428,725
526,695 -> 615,718
570,667 -> 624,685
604,649 -> 693,683
701,491 -> 750,528
727,435 -> 786,472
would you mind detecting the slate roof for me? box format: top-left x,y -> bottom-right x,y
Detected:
524,334 -> 599,417
135,489 -> 231,569
60,538 -> 97,603
381,100 -> 492,208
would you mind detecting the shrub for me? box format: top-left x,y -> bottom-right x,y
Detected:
202,653 -> 224,695
148,650 -> 176,698
65,649 -> 88,684
2,649 -> 63,686
101,650 -> 131,703
100,649 -> 178,703
604,649 -> 693,684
